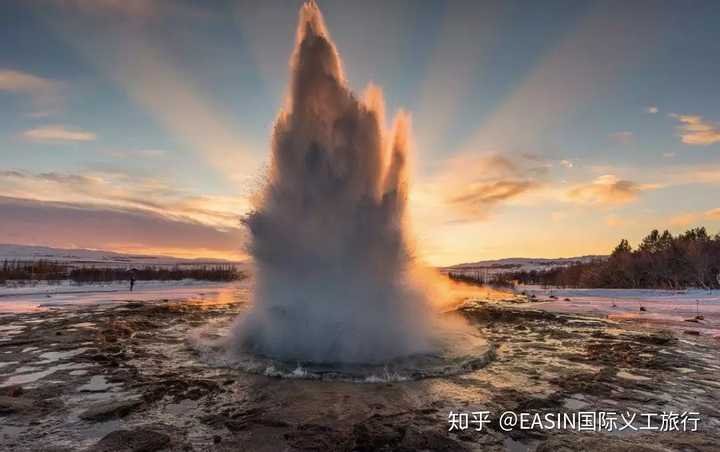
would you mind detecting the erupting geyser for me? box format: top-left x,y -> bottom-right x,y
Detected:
230,1 -> 435,364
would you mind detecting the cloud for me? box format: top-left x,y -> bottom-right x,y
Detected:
422,153 -> 546,222
22,125 -> 96,142
560,159 -> 574,168
567,174 -> 651,205
0,69 -> 56,93
663,152 -> 676,158
706,208 -> 720,220
610,131 -> 634,144
0,169 -> 249,230
669,212 -> 701,227
647,106 -> 658,114
0,196 -> 246,260
655,163 -> 720,187
0,69 -> 60,111
105,148 -> 166,158
670,113 -> 720,145
448,180 -> 538,214
669,208 -> 720,227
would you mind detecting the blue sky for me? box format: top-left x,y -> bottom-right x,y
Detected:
1,0 -> 719,264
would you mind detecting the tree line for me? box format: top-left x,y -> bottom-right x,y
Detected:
491,227 -> 720,289
0,260 -> 245,284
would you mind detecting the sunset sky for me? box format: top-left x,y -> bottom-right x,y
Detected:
1,0 -> 719,265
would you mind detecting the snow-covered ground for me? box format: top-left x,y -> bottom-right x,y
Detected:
516,286 -> 720,336
0,244 -> 241,266
3,276 -> 718,338
0,279 -> 226,297
0,244 -> 250,313
0,280 -> 250,313
444,255 -> 605,275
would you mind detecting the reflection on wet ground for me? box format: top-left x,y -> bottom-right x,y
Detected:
0,284 -> 718,451
0,281 -> 250,313
514,287 -> 720,337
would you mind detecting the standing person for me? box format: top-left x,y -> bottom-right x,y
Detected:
130,275 -> 136,292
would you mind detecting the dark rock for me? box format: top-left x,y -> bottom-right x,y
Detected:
79,398 -> 143,421
84,353 -> 119,367
0,396 -> 34,415
223,419 -> 250,432
537,433 -> 667,452
143,377 -> 221,403
351,416 -> 407,451
683,330 -> 701,336
398,428 -> 469,451
638,330 -> 675,345
461,305 -> 562,324
0,339 -> 38,348
0,386 -> 24,397
286,423 -> 348,450
255,418 -> 291,428
87,427 -> 170,452
549,370 -> 613,397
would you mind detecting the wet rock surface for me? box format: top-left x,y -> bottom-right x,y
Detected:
89,428 -> 169,452
79,399 -> 144,422
0,293 -> 718,451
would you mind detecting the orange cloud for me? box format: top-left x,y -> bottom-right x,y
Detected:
0,169 -> 249,229
669,208 -> 720,227
448,180 -> 538,217
22,125 -> 96,142
0,196 -> 246,260
0,69 -> 56,93
413,154 -> 546,223
0,68 -> 61,112
567,174 -> 652,205
670,212 -> 701,227
706,208 -> 720,220
670,113 -> 720,145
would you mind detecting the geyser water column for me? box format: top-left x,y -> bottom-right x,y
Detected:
231,1 -> 435,364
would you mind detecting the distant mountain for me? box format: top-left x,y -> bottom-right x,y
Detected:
0,244 -> 242,267
444,255 -> 607,274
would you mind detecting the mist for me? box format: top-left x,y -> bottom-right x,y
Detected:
229,1 -> 435,364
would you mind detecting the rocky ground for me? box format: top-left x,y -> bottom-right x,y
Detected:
1,292 -> 718,451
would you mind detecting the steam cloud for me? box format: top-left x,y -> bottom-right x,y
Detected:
230,1 -> 434,364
